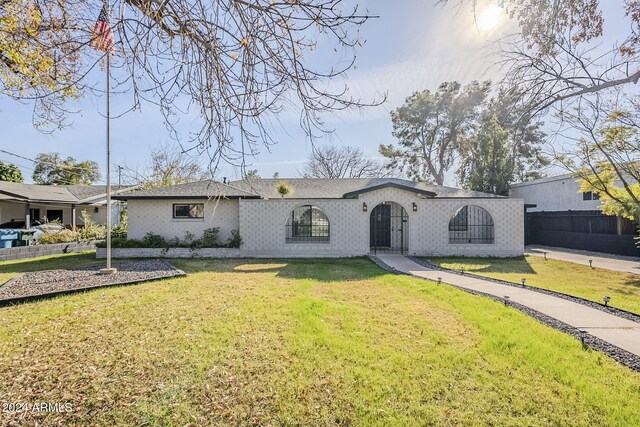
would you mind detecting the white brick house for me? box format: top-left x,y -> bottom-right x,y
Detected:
118,178 -> 524,257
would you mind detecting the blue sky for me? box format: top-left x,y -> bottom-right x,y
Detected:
0,1 -> 627,185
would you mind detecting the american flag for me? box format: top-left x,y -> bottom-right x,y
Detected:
89,6 -> 114,53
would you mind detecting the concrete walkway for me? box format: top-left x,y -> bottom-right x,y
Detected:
526,245 -> 640,275
377,254 -> 640,357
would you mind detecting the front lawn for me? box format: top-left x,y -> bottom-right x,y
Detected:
424,255 -> 640,314
0,254 -> 639,425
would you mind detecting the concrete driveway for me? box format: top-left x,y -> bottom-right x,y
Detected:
526,245 -> 640,275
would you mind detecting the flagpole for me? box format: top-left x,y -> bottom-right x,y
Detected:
100,2 -> 116,274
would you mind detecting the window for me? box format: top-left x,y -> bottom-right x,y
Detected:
46,210 -> 63,223
583,191 -> 600,201
173,203 -> 204,219
449,205 -> 468,231
449,205 -> 494,244
286,205 -> 330,243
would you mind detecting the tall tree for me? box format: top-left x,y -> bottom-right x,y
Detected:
302,145 -> 386,179
439,1 -> 640,113
0,0 -> 381,166
32,153 -> 100,185
379,81 -> 490,184
0,160 -> 23,182
464,115 -> 514,196
458,88 -> 549,186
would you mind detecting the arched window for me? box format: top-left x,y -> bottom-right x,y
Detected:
286,205 -> 330,243
449,205 -> 494,244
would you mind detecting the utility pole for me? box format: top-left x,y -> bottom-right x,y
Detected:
117,165 -> 123,188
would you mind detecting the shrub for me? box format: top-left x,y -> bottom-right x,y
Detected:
78,210 -> 107,240
96,237 -> 144,248
226,229 -> 243,248
201,228 -> 220,247
39,230 -> 79,244
142,233 -> 167,248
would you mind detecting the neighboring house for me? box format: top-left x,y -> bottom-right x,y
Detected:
0,182 -> 136,229
116,178 -> 524,257
510,174 -> 638,256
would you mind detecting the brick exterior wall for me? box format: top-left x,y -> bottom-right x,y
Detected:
0,241 -> 97,262
127,198 -> 239,242
239,187 -> 524,257
126,188 -> 524,258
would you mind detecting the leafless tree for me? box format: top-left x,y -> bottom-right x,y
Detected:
0,0 -> 383,170
302,144 -> 386,178
121,143 -> 207,188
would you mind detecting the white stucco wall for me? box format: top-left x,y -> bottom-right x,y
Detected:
510,176 -> 601,212
239,187 -> 524,257
126,198 -> 239,243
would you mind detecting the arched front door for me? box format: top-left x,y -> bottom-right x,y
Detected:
370,201 -> 408,254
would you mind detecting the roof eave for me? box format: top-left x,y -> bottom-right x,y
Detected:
342,182 -> 437,199
114,195 -> 262,200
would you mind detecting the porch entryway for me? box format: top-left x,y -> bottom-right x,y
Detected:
369,201 -> 408,254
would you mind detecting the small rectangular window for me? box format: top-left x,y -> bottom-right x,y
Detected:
593,192 -> 600,200
173,203 -> 204,219
583,191 -> 592,201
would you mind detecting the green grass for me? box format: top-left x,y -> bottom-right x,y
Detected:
424,255 -> 640,314
0,253 -> 639,425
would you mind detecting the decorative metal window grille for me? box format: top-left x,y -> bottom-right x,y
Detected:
286,205 -> 330,243
173,203 -> 204,218
449,205 -> 494,244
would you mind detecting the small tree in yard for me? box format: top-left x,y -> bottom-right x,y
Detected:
565,110 -> 640,223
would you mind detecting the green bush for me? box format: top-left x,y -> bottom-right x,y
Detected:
201,228 -> 220,247
226,229 -> 243,248
142,233 -> 167,248
96,237 -> 144,248
39,230 -> 79,244
78,210 -> 107,240
95,229 -> 241,249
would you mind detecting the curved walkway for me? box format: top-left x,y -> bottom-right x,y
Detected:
377,254 -> 640,358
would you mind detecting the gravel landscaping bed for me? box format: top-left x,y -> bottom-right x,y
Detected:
370,255 -> 640,372
0,260 -> 185,305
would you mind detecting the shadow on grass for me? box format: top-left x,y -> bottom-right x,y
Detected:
173,257 -> 388,282
620,276 -> 640,294
424,256 -> 537,275
0,251 -> 102,274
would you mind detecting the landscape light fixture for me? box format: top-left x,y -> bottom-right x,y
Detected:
412,202 -> 418,212
437,277 -> 442,285
521,278 -> 526,287
579,330 -> 587,347
362,203 -> 367,212
543,252 -> 547,261
589,259 -> 593,268
603,296 -> 611,307
460,266 -> 465,275
504,296 -> 510,306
